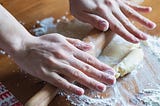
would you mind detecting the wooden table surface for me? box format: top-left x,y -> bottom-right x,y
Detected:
0,0 -> 160,105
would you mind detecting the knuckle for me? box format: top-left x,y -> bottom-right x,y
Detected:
88,79 -> 97,88
127,9 -> 135,17
83,65 -> 90,72
64,66 -> 82,79
57,82 -> 66,89
72,70 -> 81,77
105,0 -> 114,7
124,20 -> 132,28
61,66 -> 70,74
111,24 -> 122,31
102,74 -> 112,83
112,24 -> 118,30
61,43 -> 73,51
96,6 -> 105,13
65,84 -> 73,91
86,55 -> 95,63
93,71 -> 106,82
97,73 -> 104,81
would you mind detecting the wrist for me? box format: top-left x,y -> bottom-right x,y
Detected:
0,5 -> 36,57
5,32 -> 36,57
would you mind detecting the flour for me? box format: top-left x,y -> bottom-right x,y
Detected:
141,36 -> 160,62
135,89 -> 160,106
32,17 -> 57,36
61,36 -> 160,106
0,50 -> 6,55
33,17 -> 160,106
58,88 -> 122,106
134,37 -> 160,106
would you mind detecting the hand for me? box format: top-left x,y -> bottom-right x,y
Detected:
12,33 -> 116,95
70,0 -> 156,43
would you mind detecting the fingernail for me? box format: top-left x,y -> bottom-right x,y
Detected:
133,38 -> 139,43
147,22 -> 156,30
82,44 -> 92,51
136,39 -> 140,42
150,23 -> 156,29
148,7 -> 152,12
105,69 -> 116,76
97,84 -> 106,92
76,88 -> 84,95
106,76 -> 116,85
140,33 -> 148,40
99,21 -> 109,31
110,76 -> 116,84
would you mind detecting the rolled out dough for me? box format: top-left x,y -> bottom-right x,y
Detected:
114,48 -> 144,77
99,35 -> 144,78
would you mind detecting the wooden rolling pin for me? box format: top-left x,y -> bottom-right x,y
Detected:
25,29 -> 114,106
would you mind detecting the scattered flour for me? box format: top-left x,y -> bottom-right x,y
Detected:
0,50 -> 6,55
58,88 -> 122,106
136,89 -> 160,106
33,17 -> 160,106
141,36 -> 160,62
61,35 -> 160,106
32,17 -> 57,36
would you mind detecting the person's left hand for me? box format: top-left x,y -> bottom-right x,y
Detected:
12,33 -> 116,95
69,0 -> 156,43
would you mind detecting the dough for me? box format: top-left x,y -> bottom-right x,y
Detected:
114,48 -> 144,77
101,35 -> 139,61
99,35 -> 144,78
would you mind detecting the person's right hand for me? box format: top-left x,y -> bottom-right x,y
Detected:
70,0 -> 156,43
12,33 -> 116,95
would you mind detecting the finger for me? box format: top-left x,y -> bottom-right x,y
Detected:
97,8 -> 139,43
112,7 -> 147,40
124,1 -> 152,13
58,63 -> 107,92
43,71 -> 84,95
120,2 -> 156,29
76,12 -> 109,31
73,50 -> 116,75
69,57 -> 116,85
66,37 -> 92,51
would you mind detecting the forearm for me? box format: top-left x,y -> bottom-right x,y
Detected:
0,5 -> 32,56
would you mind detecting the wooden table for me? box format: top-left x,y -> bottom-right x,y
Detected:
0,0 -> 160,105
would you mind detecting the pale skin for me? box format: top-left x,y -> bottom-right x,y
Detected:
0,0 -> 156,95
70,0 -> 156,43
